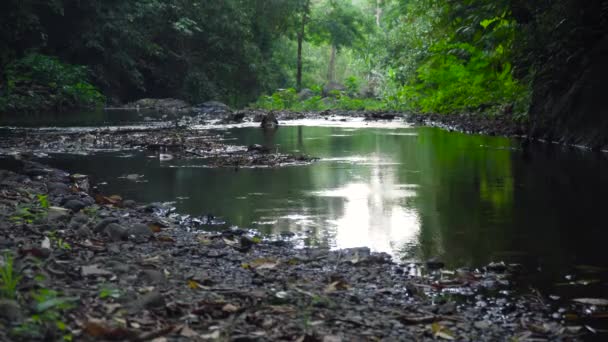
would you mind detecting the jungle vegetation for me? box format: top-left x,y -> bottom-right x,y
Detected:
0,0 -> 605,122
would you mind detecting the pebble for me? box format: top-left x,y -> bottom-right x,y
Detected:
105,223 -> 128,242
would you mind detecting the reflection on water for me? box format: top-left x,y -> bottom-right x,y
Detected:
32,124 -> 608,283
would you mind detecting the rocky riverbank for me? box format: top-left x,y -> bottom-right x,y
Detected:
0,160 -> 587,341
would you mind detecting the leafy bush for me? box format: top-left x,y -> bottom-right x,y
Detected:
252,88 -> 386,112
391,41 -> 527,114
0,54 -> 105,113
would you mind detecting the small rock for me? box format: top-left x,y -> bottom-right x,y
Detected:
0,300 -> 23,323
64,199 -> 86,212
71,213 -> 90,225
122,200 -> 136,208
47,206 -> 70,222
94,218 -> 119,233
47,182 -> 70,195
130,291 -> 165,312
105,223 -> 128,242
438,302 -> 457,315
129,224 -> 153,240
139,269 -> 166,285
474,321 -> 491,330
76,226 -> 93,239
426,257 -> 445,270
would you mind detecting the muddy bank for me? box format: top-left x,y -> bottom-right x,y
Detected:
0,161 -> 593,341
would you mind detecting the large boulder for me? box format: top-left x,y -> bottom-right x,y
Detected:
128,98 -> 191,112
261,112 -> 279,129
297,88 -> 315,101
194,101 -> 232,116
322,82 -> 345,97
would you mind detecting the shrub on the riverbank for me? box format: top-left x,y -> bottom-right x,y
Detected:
252,88 -> 387,111
0,54 -> 105,114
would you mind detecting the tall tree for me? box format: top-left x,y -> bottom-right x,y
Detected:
296,0 -> 312,91
310,0 -> 370,84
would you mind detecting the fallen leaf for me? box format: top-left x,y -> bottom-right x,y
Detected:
156,235 -> 175,243
149,223 -> 163,233
188,280 -> 203,289
83,321 -> 137,340
249,258 -> 279,270
200,330 -> 221,340
432,322 -> 455,340
572,298 -> 608,306
180,325 -> 199,338
222,304 -> 239,313
324,280 -> 350,293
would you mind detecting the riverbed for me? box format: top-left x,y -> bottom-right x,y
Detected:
1,111 -> 608,333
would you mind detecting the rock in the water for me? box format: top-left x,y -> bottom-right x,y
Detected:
194,101 -> 231,115
0,300 -> 23,323
261,112 -> 279,129
63,199 -> 86,212
105,223 -> 128,242
122,200 -> 136,208
426,258 -> 445,270
247,144 -> 270,153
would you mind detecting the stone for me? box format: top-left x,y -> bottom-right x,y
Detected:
47,182 -> 70,195
129,224 -> 153,240
76,226 -> 93,239
139,269 -> 166,285
47,207 -> 70,222
94,218 -> 120,233
0,300 -> 23,323
129,291 -> 165,313
261,112 -> 279,129
426,257 -> 445,270
63,199 -> 86,212
105,223 -> 128,242
122,200 -> 136,208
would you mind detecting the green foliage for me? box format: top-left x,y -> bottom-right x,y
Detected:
0,252 -> 21,299
1,54 -> 104,113
99,286 -> 121,300
13,288 -> 78,341
395,41 -> 527,113
48,231 -> 71,251
252,87 -> 386,111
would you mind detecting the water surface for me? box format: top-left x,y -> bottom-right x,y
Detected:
36,124 -> 608,277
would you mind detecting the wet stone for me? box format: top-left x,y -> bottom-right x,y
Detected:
122,200 -> 136,208
0,300 -> 23,323
129,224 -> 153,240
94,218 -> 120,233
139,269 -> 166,285
130,291 -> 165,312
105,223 -> 128,242
63,199 -> 86,212
47,182 -> 70,195
76,226 -> 93,239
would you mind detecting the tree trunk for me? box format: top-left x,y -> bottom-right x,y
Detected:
296,32 -> 304,92
296,0 -> 310,92
375,0 -> 382,27
327,45 -> 337,83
